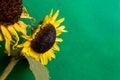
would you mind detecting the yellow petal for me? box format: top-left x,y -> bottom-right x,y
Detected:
21,13 -> 32,19
13,23 -> 21,32
22,35 -> 32,40
1,25 -> 14,56
5,39 -> 11,56
49,9 -> 53,18
17,41 -> 30,48
56,31 -> 61,36
1,25 -> 13,41
0,33 -> 3,41
22,47 -> 28,55
54,18 -> 64,27
18,21 -> 29,28
49,50 -> 56,58
56,38 -> 63,42
13,23 -> 26,35
7,25 -> 19,49
43,54 -> 48,65
40,55 -> 44,65
58,26 -> 67,32
47,53 -> 52,61
43,15 -> 49,24
45,50 -> 52,61
52,10 -> 59,21
1,27 -> 10,55
56,26 -> 67,36
56,29 -> 63,36
17,21 -> 28,33
53,43 -> 60,51
30,49 -> 39,61
20,6 -> 33,19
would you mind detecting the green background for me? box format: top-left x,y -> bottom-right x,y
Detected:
1,0 -> 120,80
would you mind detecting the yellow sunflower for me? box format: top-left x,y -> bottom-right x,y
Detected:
18,9 -> 67,65
0,0 -> 32,56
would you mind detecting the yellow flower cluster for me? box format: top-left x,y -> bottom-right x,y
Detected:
0,1 -> 67,65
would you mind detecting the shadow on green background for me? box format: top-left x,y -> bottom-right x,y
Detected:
0,0 -> 120,80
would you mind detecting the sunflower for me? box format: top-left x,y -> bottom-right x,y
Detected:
0,0 -> 32,56
18,9 -> 67,65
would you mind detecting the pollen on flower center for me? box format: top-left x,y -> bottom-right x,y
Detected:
31,23 -> 56,53
0,0 -> 22,25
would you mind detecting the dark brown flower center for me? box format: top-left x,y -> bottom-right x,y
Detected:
0,0 -> 22,25
31,23 -> 56,53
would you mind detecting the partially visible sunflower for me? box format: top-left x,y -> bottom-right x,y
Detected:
18,9 -> 67,65
0,0 -> 32,56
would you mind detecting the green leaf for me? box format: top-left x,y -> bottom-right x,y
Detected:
24,53 -> 50,80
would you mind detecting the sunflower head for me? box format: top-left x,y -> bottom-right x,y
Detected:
18,9 -> 67,65
0,0 -> 22,25
31,23 -> 56,53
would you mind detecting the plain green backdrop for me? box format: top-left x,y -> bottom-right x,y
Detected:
1,0 -> 120,80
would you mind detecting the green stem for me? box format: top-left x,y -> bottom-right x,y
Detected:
0,58 -> 19,80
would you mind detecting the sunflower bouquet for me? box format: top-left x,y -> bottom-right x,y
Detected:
0,0 -> 67,80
